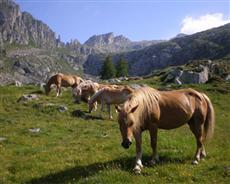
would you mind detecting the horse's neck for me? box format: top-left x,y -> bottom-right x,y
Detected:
47,77 -> 55,87
89,90 -> 103,104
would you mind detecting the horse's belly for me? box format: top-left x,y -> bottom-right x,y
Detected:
158,120 -> 186,129
61,80 -> 72,87
158,113 -> 191,129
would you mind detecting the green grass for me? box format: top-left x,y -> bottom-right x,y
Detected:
0,81 -> 230,184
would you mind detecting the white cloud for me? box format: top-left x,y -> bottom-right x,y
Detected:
180,13 -> 230,34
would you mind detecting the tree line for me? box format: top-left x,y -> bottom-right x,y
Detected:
100,56 -> 129,79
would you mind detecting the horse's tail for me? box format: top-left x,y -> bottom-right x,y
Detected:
202,93 -> 215,140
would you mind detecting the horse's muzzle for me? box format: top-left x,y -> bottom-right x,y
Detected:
121,139 -> 132,149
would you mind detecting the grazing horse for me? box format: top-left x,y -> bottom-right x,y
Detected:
72,81 -> 100,103
115,87 -> 215,174
88,86 -> 134,119
72,81 -> 121,104
44,73 -> 84,96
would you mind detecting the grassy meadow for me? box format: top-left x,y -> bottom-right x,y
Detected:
0,79 -> 230,184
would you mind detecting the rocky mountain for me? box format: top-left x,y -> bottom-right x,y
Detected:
84,23 -> 230,76
84,32 -> 163,53
0,0 -> 61,48
1,0 -> 229,84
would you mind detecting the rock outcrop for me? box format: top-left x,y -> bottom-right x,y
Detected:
84,32 -> 163,53
0,0 -> 60,48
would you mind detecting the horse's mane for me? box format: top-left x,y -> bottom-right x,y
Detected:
123,87 -> 160,125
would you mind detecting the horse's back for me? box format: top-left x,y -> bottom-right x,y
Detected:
157,88 -> 208,129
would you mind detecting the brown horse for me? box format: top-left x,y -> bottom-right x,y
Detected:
115,87 -> 215,174
44,73 -> 84,96
88,86 -> 134,119
72,81 -> 121,104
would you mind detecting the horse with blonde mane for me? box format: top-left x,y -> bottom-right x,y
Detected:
72,81 -> 100,103
88,86 -> 134,119
115,86 -> 215,174
44,73 -> 84,96
72,81 -> 121,104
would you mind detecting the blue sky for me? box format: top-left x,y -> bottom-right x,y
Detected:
15,0 -> 230,43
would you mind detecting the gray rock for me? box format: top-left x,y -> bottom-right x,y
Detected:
17,94 -> 38,102
108,78 -> 121,83
58,105 -> 68,112
14,80 -> 22,87
180,67 -> 209,84
0,137 -> 7,141
28,128 -> 40,133
224,75 -> 230,81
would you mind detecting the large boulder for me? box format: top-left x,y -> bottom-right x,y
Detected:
179,66 -> 209,84
165,66 -> 209,84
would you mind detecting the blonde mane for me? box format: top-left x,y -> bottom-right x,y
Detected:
124,87 -> 160,126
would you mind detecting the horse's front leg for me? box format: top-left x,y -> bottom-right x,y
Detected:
94,101 -> 97,111
107,104 -> 113,119
56,85 -> 61,97
133,131 -> 143,174
100,101 -> 104,118
149,125 -> 159,166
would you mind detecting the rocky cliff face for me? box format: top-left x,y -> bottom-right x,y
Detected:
84,32 -> 163,53
0,0 -> 59,48
84,23 -> 230,76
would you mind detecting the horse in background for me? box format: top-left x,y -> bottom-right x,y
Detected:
72,80 -> 100,103
44,73 -> 84,96
115,87 -> 215,174
88,86 -> 134,119
72,81 -> 121,104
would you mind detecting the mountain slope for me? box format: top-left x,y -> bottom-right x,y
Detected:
84,23 -> 230,76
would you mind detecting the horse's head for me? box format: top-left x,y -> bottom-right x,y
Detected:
72,87 -> 82,104
44,84 -> 51,95
88,101 -> 96,113
115,104 -> 139,149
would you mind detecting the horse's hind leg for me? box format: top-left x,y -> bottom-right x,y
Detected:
149,124 -> 159,166
188,119 -> 206,164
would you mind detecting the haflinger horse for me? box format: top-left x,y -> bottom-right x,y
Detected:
115,86 -> 215,174
72,81 -> 121,104
44,73 -> 84,96
72,80 -> 100,104
88,86 -> 134,119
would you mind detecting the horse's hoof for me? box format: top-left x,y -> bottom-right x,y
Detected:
149,159 -> 157,166
133,165 -> 142,174
192,160 -> 199,165
200,152 -> 206,160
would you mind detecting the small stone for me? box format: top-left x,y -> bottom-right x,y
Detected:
0,137 -> 7,141
17,94 -> 39,102
58,105 -> 68,112
29,128 -> 40,133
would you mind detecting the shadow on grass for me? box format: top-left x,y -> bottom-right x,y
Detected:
72,109 -> 104,120
26,155 -> 192,184
29,90 -> 44,95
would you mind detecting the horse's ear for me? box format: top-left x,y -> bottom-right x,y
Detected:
129,104 -> 139,113
115,105 -> 122,112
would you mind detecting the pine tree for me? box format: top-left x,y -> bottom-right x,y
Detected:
116,58 -> 128,77
101,56 -> 116,79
